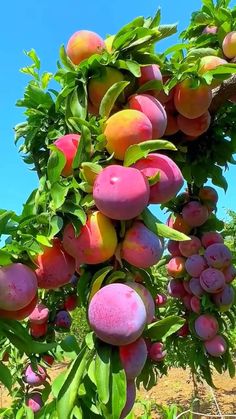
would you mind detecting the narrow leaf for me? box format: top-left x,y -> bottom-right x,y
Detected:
123,140 -> 176,167
99,81 -> 130,118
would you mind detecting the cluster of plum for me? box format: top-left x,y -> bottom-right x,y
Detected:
166,186 -> 235,357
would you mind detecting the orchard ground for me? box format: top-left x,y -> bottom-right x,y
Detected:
1,364 -> 235,417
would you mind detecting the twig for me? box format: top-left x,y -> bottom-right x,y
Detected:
210,74 -> 236,114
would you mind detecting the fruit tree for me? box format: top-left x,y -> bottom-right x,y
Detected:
0,0 -> 236,417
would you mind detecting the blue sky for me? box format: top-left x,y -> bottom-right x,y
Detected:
0,0 -> 236,224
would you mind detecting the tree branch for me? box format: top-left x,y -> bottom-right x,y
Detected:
210,74 -> 236,114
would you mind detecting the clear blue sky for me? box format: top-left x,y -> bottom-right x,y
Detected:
0,0 -> 236,223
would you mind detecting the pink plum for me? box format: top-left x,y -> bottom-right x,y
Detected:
128,94 -> 167,139
29,302 -> 49,325
138,64 -> 163,93
126,282 -> 155,324
185,255 -> 207,277
93,165 -> 150,220
183,280 -> 192,295
212,285 -> 235,311
26,392 -> 43,413
182,294 -> 192,310
204,335 -> 227,357
200,268 -> 225,294
119,337 -> 147,380
0,263 -> 37,311
54,134 -> 80,177
202,26 -> 218,35
155,293 -> 167,306
179,235 -> 202,257
201,231 -> 224,248
194,314 -> 219,341
168,279 -> 186,298
24,364 -> 47,386
190,296 -> 201,313
133,153 -> 184,204
204,243 -> 232,269
189,277 -> 205,297
167,240 -> 182,256
120,380 -> 136,419
223,265 -> 236,284
88,283 -> 147,346
148,342 -> 166,362
121,221 -> 163,269
167,256 -> 186,279
182,201 -> 209,227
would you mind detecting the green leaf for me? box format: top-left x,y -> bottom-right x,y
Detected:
99,81 -> 130,118
50,182 -> 69,210
148,171 -> 160,186
47,147 -> 66,184
156,24 -> 178,41
69,84 -> 87,120
111,349 -> 126,419
61,202 -> 86,225
59,45 -> 75,71
0,249 -> 12,265
49,215 -> 64,238
25,49 -> 41,69
145,316 -> 185,340
142,208 -> 190,241
57,346 -> 92,419
0,211 -> 15,235
0,362 -> 12,391
137,79 -> 163,94
95,343 -> 111,404
89,266 -> 113,302
123,140 -> 176,167
72,125 -> 91,169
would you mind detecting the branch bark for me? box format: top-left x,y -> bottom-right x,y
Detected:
210,74 -> 236,114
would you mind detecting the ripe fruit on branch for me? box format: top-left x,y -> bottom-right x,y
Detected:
204,243 -> 232,269
121,221 -> 163,269
0,294 -> 38,320
177,112 -> 211,137
93,165 -> 150,220
88,283 -> 147,346
174,80 -> 212,119
189,277 -> 204,297
212,285 -> 235,311
138,64 -> 163,94
155,293 -> 167,306
199,186 -> 218,211
148,342 -> 166,362
182,201 -> 209,227
167,240 -> 182,257
128,94 -> 167,139
30,322 -> 48,339
0,263 -> 37,311
66,30 -> 105,65
204,335 -> 227,357
167,256 -> 186,278
222,31 -> 236,59
63,211 -> 118,266
133,153 -> 184,204
194,314 -> 219,341
179,235 -> 202,257
54,310 -> 72,330
223,265 -> 236,283
104,109 -> 153,160
119,337 -> 147,380
88,67 -> 124,112
26,392 -> 43,413
201,231 -> 223,248
168,279 -> 186,298
200,268 -> 225,294
29,302 -> 49,325
185,255 -> 207,277
54,134 -> 80,177
126,282 -> 155,324
120,380 -> 136,419
167,213 -> 191,235
35,238 -> 75,289
64,294 -> 78,311
23,364 -> 47,386
199,56 -> 227,87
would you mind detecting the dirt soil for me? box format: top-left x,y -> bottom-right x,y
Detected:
0,365 -> 236,418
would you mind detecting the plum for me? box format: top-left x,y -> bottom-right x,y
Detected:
0,263 -> 37,311
200,268 -> 225,294
182,294 -> 192,310
201,231 -> 224,248
212,285 -> 235,311
54,310 -> 72,330
179,235 -> 202,257
93,165 -> 150,220
121,222 -> 163,269
168,279 -> 186,298
177,321 -> 189,337
24,364 -> 47,386
26,392 -> 43,413
183,280 -> 192,295
167,256 -> 186,279
29,302 -> 49,325
182,201 -> 209,227
223,265 -> 236,284
204,243 -> 232,269
148,342 -> 166,362
167,240 -> 182,257
185,255 -> 207,277
126,282 -> 155,324
189,277 -> 205,297
194,314 -> 219,341
88,283 -> 147,346
30,322 -> 48,339
155,293 -> 167,306
64,294 -> 78,311
119,337 -> 147,380
120,380 -> 136,419
190,296 -> 201,313
204,335 -> 227,357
